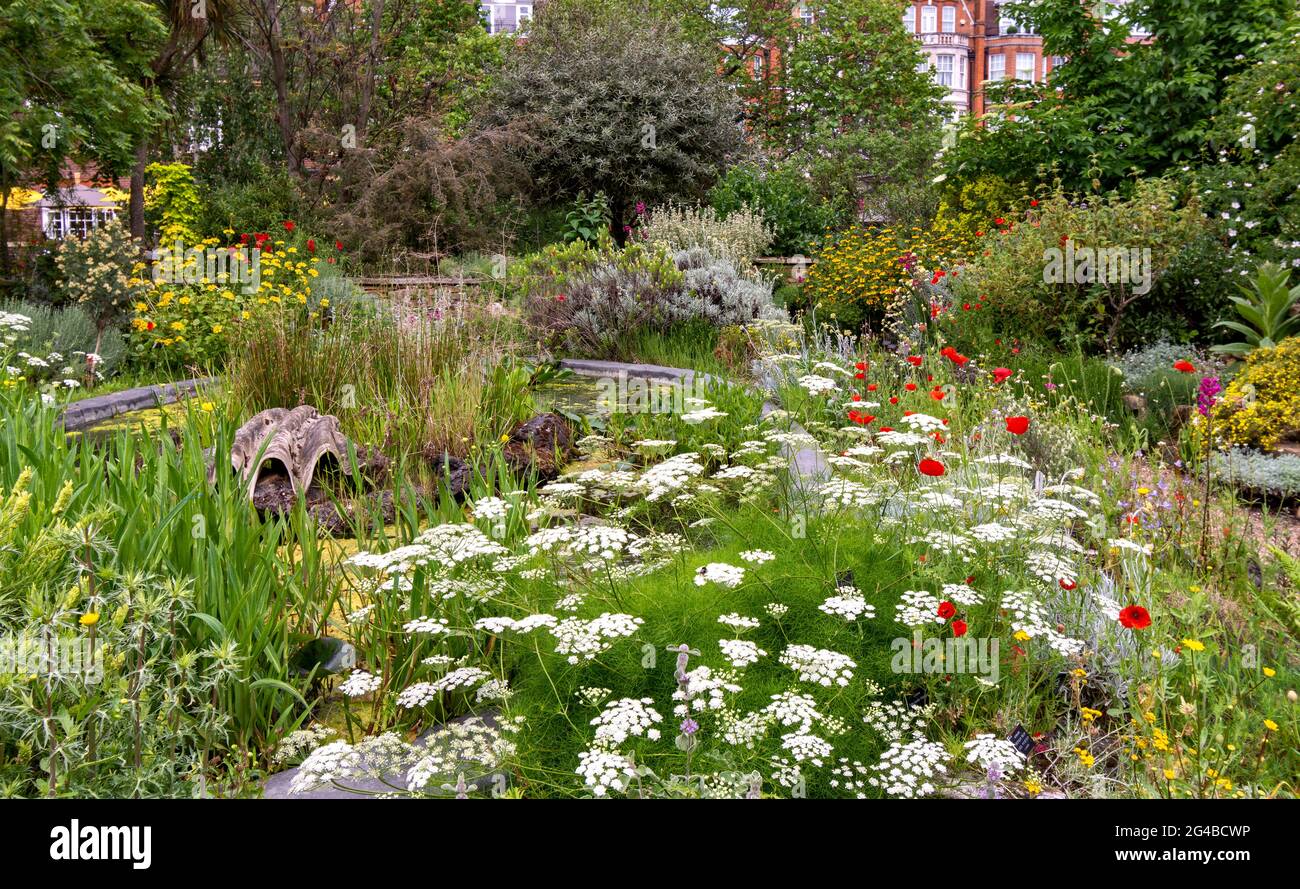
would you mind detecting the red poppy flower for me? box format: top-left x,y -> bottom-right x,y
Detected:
1118,605 -> 1151,630
335,240 -> 344,251
1173,360 -> 1196,373
930,387 -> 946,401
937,601 -> 956,619
904,383 -> 917,392
879,426 -> 894,432
239,233 -> 250,244
889,396 -> 899,404
306,239 -> 316,252
867,383 -> 877,392
951,619 -> 968,637
992,367 -> 1013,384
1005,416 -> 1030,435
1059,578 -> 1077,591
855,361 -> 868,371
146,321 -> 155,331
907,355 -> 923,367
918,458 -> 946,477
283,220 -> 295,232
994,217 -> 1005,227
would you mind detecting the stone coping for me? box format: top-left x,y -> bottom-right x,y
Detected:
59,377 -> 216,433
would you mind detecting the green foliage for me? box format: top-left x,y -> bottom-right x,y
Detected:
1211,263 -> 1300,358
0,299 -> 125,379
144,162 -> 202,246
708,161 -> 840,256
562,193 -> 611,245
52,217 -> 143,347
477,0 -> 744,237
641,203 -> 774,269
1211,448 -> 1300,499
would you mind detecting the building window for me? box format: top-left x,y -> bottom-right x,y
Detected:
934,54 -> 953,87
42,207 -> 115,240
987,53 -> 1005,81
481,3 -> 518,34
942,6 -> 955,32
799,5 -> 814,26
956,55 -> 966,89
902,7 -> 913,32
1016,52 -> 1036,82
518,4 -> 531,25
921,5 -> 937,32
752,52 -> 763,79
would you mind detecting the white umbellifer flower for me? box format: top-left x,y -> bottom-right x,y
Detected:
682,406 -> 728,424
764,691 -> 822,730
397,682 -> 439,709
868,739 -> 950,798
406,717 -> 517,794
475,678 -> 513,703
471,496 -> 511,520
694,562 -> 745,588
819,589 -> 875,621
347,605 -> 374,624
475,614 -> 558,634
970,522 -> 1019,543
975,453 -> 1033,470
964,734 -> 1026,773
637,452 -> 706,501
575,686 -> 611,706
719,638 -> 767,668
718,612 -> 760,630
830,758 -> 872,798
568,524 -> 635,560
523,526 -> 572,554
876,430 -> 932,448
765,602 -> 788,618
782,731 -> 833,766
632,439 -> 677,452
550,613 -> 643,664
591,697 -> 664,746
414,523 -> 509,566
819,478 -> 880,508
403,616 -> 450,635
427,666 -> 491,694
738,549 -> 775,564
1024,498 -> 1091,521
576,748 -> 637,797
671,665 -> 742,715
899,412 -> 946,434
941,583 -> 983,607
1025,550 -> 1078,586
798,374 -> 839,396
863,699 -> 930,742
712,464 -> 756,481
555,592 -> 586,612
1000,589 -> 1085,656
338,670 -> 381,698
780,644 -> 856,687
895,589 -> 944,627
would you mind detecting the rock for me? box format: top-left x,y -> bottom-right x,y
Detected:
1122,393 -> 1147,419
423,450 -> 472,497
290,638 -> 356,678
502,412 -> 574,480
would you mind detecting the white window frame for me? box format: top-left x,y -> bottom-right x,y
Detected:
921,5 -> 937,32
987,53 -> 1005,81
902,7 -> 914,32
1016,52 -> 1036,82
41,207 -> 116,240
942,6 -> 956,32
934,54 -> 954,87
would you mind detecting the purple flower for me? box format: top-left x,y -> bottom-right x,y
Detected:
680,718 -> 699,736
1197,376 -> 1221,417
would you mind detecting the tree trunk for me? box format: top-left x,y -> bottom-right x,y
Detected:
129,139 -> 148,243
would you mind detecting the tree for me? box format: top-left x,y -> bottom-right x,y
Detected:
938,0 -> 1292,195
775,0 -> 948,225
477,0 -> 745,240
0,0 -> 164,273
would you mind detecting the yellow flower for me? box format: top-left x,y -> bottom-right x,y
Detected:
134,301 -> 147,312
1263,667 -> 1276,678
1163,769 -> 1176,780
1080,707 -> 1102,722
1264,719 -> 1278,731
211,324 -> 223,334
1181,639 -> 1205,652
79,612 -> 99,627
200,401 -> 215,412
1013,630 -> 1030,642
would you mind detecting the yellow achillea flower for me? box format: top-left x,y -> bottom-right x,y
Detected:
79,613 -> 99,627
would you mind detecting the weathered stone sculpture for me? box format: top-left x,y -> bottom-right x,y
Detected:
226,406 -> 391,536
